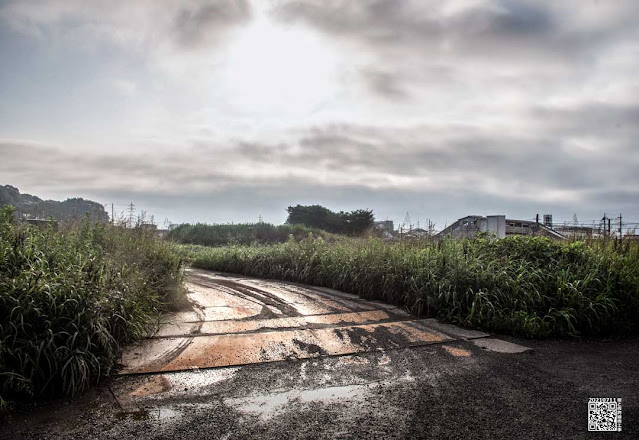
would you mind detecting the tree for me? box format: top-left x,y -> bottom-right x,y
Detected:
0,185 -> 108,223
286,204 -> 374,235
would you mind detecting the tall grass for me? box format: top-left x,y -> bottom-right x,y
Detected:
190,236 -> 639,338
168,222 -> 335,247
0,207 -> 185,401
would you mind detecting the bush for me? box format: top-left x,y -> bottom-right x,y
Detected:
167,222 -> 333,247
286,205 -> 374,235
0,207 -> 185,400
189,236 -> 639,338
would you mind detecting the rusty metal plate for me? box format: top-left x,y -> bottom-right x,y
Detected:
119,269 -> 469,375
120,321 -> 452,374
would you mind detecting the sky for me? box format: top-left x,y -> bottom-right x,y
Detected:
1,0 -> 638,229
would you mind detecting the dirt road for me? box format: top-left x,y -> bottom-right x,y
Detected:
3,269 -> 638,439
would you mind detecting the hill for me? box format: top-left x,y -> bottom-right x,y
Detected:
0,184 -> 109,222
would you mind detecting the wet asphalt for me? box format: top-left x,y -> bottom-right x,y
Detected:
2,271 -> 638,439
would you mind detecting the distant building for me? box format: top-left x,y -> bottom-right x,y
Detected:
139,223 -> 157,231
374,220 -> 395,237
22,217 -> 58,230
402,227 -> 431,239
437,215 -> 565,240
553,224 -> 595,240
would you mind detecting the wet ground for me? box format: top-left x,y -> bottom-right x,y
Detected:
2,269 -> 638,439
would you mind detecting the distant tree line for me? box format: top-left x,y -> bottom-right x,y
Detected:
0,185 -> 109,223
167,222 -> 330,247
286,205 -> 374,235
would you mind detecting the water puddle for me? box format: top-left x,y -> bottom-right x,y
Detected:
115,407 -> 182,423
114,367 -> 240,410
226,383 -> 370,420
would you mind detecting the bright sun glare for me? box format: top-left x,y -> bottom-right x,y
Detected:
223,12 -> 337,116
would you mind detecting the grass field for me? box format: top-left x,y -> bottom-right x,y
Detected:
189,235 -> 639,338
0,207 -> 186,403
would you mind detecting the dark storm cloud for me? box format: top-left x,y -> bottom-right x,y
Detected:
273,0 -> 637,54
273,0 -> 555,49
273,0 -> 639,99
172,0 -> 251,48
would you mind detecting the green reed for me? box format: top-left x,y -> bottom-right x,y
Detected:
0,206 -> 186,402
189,235 -> 639,338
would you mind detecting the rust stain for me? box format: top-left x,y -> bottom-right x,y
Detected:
128,375 -> 172,397
195,310 -> 399,335
442,345 -> 472,357
123,321 -> 449,374
120,270 -> 465,375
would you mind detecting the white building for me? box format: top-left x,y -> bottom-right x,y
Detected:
437,215 -> 565,240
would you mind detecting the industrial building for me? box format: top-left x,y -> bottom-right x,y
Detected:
437,215 -> 566,240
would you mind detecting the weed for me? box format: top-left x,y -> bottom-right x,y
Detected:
0,206 -> 185,399
188,235 -> 639,338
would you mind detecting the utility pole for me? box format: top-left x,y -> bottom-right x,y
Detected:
111,203 -> 114,224
619,213 -> 623,243
128,202 -> 136,228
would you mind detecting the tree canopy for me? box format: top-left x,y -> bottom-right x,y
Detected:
286,204 -> 374,235
0,184 -> 109,223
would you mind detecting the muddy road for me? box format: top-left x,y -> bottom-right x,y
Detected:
3,269 -> 638,439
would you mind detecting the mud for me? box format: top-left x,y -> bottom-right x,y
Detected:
119,270 -> 456,374
6,270 -> 634,439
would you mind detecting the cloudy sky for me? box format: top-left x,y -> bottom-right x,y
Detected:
1,0 -> 638,228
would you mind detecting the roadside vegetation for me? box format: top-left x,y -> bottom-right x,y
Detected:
169,205 -> 375,247
189,236 -> 639,338
168,222 -> 335,247
0,207 -> 185,404
285,204 -> 374,235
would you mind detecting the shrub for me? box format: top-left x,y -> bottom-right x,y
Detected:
0,206 -> 185,400
167,222 -> 333,247
189,236 -> 639,338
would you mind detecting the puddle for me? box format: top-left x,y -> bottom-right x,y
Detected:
115,407 -> 182,422
117,367 -> 240,403
226,383 -> 370,420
